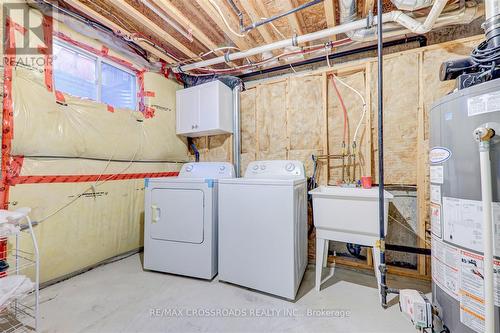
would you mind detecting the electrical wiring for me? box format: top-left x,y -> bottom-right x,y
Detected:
184,38 -> 352,76
261,17 -> 286,39
209,0 -> 246,38
199,46 -> 241,59
35,114 -> 145,224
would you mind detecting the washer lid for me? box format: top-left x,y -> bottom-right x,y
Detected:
179,162 -> 235,179
243,160 -> 305,179
219,178 -> 306,186
147,177 -> 219,185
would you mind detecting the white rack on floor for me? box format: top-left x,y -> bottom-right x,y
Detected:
0,209 -> 39,333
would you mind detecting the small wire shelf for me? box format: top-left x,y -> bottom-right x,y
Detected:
0,212 -> 39,333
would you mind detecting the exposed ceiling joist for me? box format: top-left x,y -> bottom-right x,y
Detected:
111,0 -> 198,59
238,0 -> 277,45
151,0 -> 237,67
194,0 -> 258,60
363,0 -> 376,16
63,0 -> 177,63
284,0 -> 305,36
151,0 -> 217,52
323,0 -> 336,28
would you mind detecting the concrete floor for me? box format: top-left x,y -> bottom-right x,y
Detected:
39,254 -> 430,333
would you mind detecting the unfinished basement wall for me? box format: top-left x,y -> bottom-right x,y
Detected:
192,35 -> 483,280
2,5 -> 188,283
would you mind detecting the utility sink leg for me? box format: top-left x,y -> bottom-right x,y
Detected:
315,237 -> 326,291
323,240 -> 329,268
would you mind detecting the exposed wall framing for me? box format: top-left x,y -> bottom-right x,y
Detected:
193,34 -> 483,280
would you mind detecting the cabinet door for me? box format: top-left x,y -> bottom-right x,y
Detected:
198,82 -> 218,132
150,188 -> 204,244
176,88 -> 200,133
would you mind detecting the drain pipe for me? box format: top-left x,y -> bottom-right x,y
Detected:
232,84 -> 242,177
474,125 -> 497,333
179,0 -> 448,72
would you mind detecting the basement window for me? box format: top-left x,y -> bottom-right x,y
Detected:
53,40 -> 137,110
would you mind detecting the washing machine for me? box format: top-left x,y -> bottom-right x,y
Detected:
144,162 -> 234,279
218,160 -> 308,299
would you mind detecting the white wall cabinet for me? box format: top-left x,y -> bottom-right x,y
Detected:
176,80 -> 233,137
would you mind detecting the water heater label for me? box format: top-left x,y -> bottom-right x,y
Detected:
442,197 -> 500,256
430,166 -> 444,184
430,184 -> 441,205
459,250 -> 486,333
431,203 -> 442,238
431,235 -> 460,301
429,147 -> 451,164
432,234 -> 500,333
467,91 -> 500,117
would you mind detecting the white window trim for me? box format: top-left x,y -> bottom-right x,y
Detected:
53,38 -> 138,111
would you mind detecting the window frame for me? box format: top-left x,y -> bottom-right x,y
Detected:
53,38 -> 139,111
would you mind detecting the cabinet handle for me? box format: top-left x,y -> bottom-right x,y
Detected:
151,205 -> 161,223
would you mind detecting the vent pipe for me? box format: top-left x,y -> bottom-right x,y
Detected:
484,0 -> 500,46
340,0 -> 483,43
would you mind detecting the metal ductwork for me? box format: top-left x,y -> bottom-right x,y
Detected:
484,0 -> 500,45
340,0 -> 484,43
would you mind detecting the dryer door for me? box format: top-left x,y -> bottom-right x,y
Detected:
150,188 -> 204,244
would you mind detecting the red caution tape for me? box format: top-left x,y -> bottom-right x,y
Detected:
138,91 -> 155,98
8,171 -> 179,185
41,15 -> 53,92
55,90 -> 66,103
144,107 -> 155,119
54,32 -> 137,72
0,17 -> 25,264
101,45 -> 109,56
107,105 -> 115,113
137,70 -> 146,113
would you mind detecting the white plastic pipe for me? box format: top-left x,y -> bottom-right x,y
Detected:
391,0 -> 435,10
179,0 -> 449,72
232,85 -> 242,177
342,0 -> 482,42
478,140 -> 495,333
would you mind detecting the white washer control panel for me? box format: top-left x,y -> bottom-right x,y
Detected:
179,162 -> 235,179
244,160 -> 305,179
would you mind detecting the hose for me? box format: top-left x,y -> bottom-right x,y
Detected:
330,75 -> 349,145
471,40 -> 500,70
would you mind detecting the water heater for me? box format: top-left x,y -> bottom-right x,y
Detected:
430,78 -> 500,332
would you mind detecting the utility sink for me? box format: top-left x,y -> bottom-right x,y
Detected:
309,186 -> 394,238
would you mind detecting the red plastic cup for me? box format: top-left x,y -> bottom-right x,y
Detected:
0,239 -> 6,277
0,239 -> 6,260
361,176 -> 372,189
